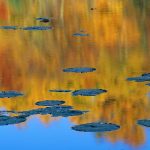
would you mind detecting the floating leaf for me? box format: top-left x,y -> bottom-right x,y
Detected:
0,115 -> 27,126
72,122 -> 120,132
0,91 -> 24,98
137,119 -> 150,127
0,26 -> 18,30
35,100 -> 65,106
36,17 -> 50,23
63,67 -> 96,73
22,26 -> 52,30
72,89 -> 107,96
127,73 -> 150,82
49,89 -> 72,93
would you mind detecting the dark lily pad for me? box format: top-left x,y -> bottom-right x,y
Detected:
35,100 -> 65,106
22,26 -> 52,30
0,115 -> 27,126
0,26 -> 18,30
63,67 -> 96,73
127,73 -> 150,82
36,17 -> 50,23
137,119 -> 150,127
49,89 -> 72,93
73,33 -> 89,36
19,105 -> 87,118
0,91 -> 24,98
72,122 -> 120,132
72,89 -> 107,96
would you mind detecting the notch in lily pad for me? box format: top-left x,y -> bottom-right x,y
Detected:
22,26 -> 53,30
49,89 -> 72,93
0,91 -> 24,98
72,89 -> 107,96
137,119 -> 150,127
63,67 -> 96,73
71,122 -> 120,132
35,100 -> 65,106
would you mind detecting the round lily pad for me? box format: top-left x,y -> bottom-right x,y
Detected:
72,89 -> 107,96
72,122 -> 120,132
35,100 -> 65,106
63,67 -> 96,73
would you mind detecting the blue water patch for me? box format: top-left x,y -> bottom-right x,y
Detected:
0,91 -> 24,98
73,33 -> 89,36
35,100 -> 65,106
72,89 -> 107,96
72,122 -> 120,132
63,67 -> 96,73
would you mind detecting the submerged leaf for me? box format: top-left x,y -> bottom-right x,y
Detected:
63,67 -> 96,73
72,122 -> 120,132
72,89 -> 107,96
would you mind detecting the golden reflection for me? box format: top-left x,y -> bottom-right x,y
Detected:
0,0 -> 150,146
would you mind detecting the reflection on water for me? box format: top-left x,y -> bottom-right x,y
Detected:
0,0 -> 150,148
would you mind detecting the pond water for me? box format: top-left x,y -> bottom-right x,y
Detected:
0,0 -> 150,149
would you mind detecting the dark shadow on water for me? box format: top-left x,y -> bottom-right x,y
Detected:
35,100 -> 65,106
0,91 -> 24,98
36,17 -> 50,23
72,122 -> 120,132
63,67 -> 96,73
72,89 -> 107,96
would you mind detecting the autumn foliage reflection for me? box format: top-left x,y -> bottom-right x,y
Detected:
0,0 -> 150,146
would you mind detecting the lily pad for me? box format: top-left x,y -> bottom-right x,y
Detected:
0,26 -> 18,30
72,122 -> 120,132
0,91 -> 24,98
137,119 -> 150,127
35,100 -> 65,106
49,89 -> 72,93
22,26 -> 52,30
73,33 -> 89,36
36,17 -> 50,23
127,73 -> 150,82
146,83 -> 150,86
63,67 -> 96,73
0,115 -> 27,126
72,89 -> 107,96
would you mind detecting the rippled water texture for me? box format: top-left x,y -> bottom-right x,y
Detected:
0,0 -> 150,150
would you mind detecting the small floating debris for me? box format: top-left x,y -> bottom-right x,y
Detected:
49,89 -> 72,93
73,32 -> 89,36
22,26 -> 52,30
127,73 -> 150,82
72,89 -> 107,96
0,115 -> 27,126
63,67 -> 96,73
137,119 -> 150,127
0,91 -> 24,98
72,122 -> 120,132
36,17 -> 50,23
35,100 -> 65,106
0,26 -> 18,30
